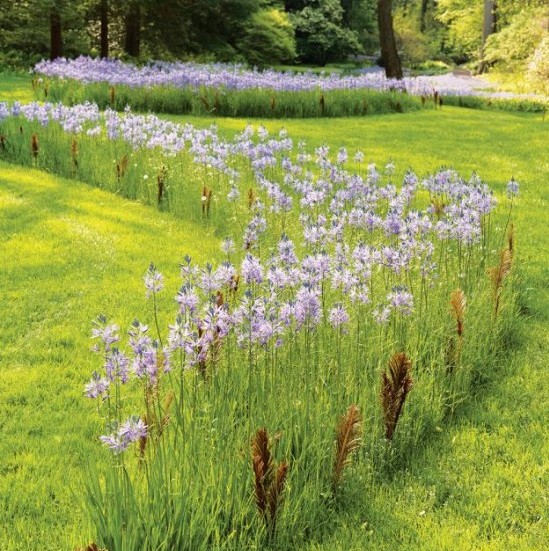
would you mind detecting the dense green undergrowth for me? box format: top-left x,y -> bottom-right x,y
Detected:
39,78 -> 427,118
32,75 -> 547,118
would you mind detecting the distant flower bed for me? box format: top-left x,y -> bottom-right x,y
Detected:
35,57 -> 548,103
33,58 -> 434,118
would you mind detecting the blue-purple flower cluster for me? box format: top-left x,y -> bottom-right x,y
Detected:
33,56 -> 546,101
0,101 -> 503,453
78,132 -> 497,454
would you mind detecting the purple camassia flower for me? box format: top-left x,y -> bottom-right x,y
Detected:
35,56 -> 542,100
373,306 -> 391,325
383,210 -> 404,236
267,265 -> 288,290
294,285 -> 322,329
132,341 -> 169,382
100,417 -> 147,454
329,303 -> 350,329
214,262 -> 237,289
352,243 -> 374,279
167,316 -> 192,353
180,255 -> 200,283
242,254 -> 263,284
175,284 -> 200,315
349,283 -> 371,305
119,417 -> 147,441
300,253 -> 330,286
233,294 -> 279,347
506,179 -> 519,198
0,102 -> 10,120
201,304 -> 234,340
104,348 -> 130,383
227,185 -> 240,202
337,147 -> 348,165
221,237 -> 235,255
91,315 -> 120,352
84,371 -> 110,399
128,321 -> 152,355
387,286 -> 414,316
331,267 -> 359,295
303,220 -> 327,246
144,263 -> 164,298
243,213 -> 267,248
198,263 -> 219,295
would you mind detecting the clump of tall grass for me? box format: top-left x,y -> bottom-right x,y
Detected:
39,79 -> 428,118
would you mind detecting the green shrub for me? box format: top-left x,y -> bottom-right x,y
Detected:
527,36 -> 549,94
237,9 -> 296,68
484,7 -> 548,73
394,9 -> 434,66
291,0 -> 362,66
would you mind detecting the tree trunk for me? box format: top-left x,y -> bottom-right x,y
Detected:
124,2 -> 141,58
50,8 -> 62,60
420,0 -> 429,33
100,0 -> 109,58
479,0 -> 496,73
377,0 -> 402,79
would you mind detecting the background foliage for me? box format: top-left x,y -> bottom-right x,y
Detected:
0,0 -> 547,91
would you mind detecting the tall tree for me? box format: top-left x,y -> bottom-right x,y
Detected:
50,4 -> 63,60
420,0 -> 430,33
479,0 -> 496,72
377,0 -> 403,78
124,1 -> 141,57
100,0 -> 108,58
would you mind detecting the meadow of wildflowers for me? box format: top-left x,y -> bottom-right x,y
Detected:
0,99 -> 520,550
32,57 -> 547,118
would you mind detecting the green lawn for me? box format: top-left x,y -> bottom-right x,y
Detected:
0,72 -> 35,103
0,89 -> 547,549
0,164 -> 220,549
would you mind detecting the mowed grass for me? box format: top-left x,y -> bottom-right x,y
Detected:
0,96 -> 547,549
0,163 -> 220,549
0,72 -> 35,103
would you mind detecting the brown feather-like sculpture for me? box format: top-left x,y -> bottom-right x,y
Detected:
332,404 -> 362,492
116,154 -> 128,181
251,428 -> 289,534
450,288 -> 466,338
251,428 -> 273,518
71,138 -> 78,170
157,165 -> 167,204
248,188 -> 256,210
489,248 -> 513,316
206,188 -> 213,216
31,133 -> 39,160
380,353 -> 413,441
